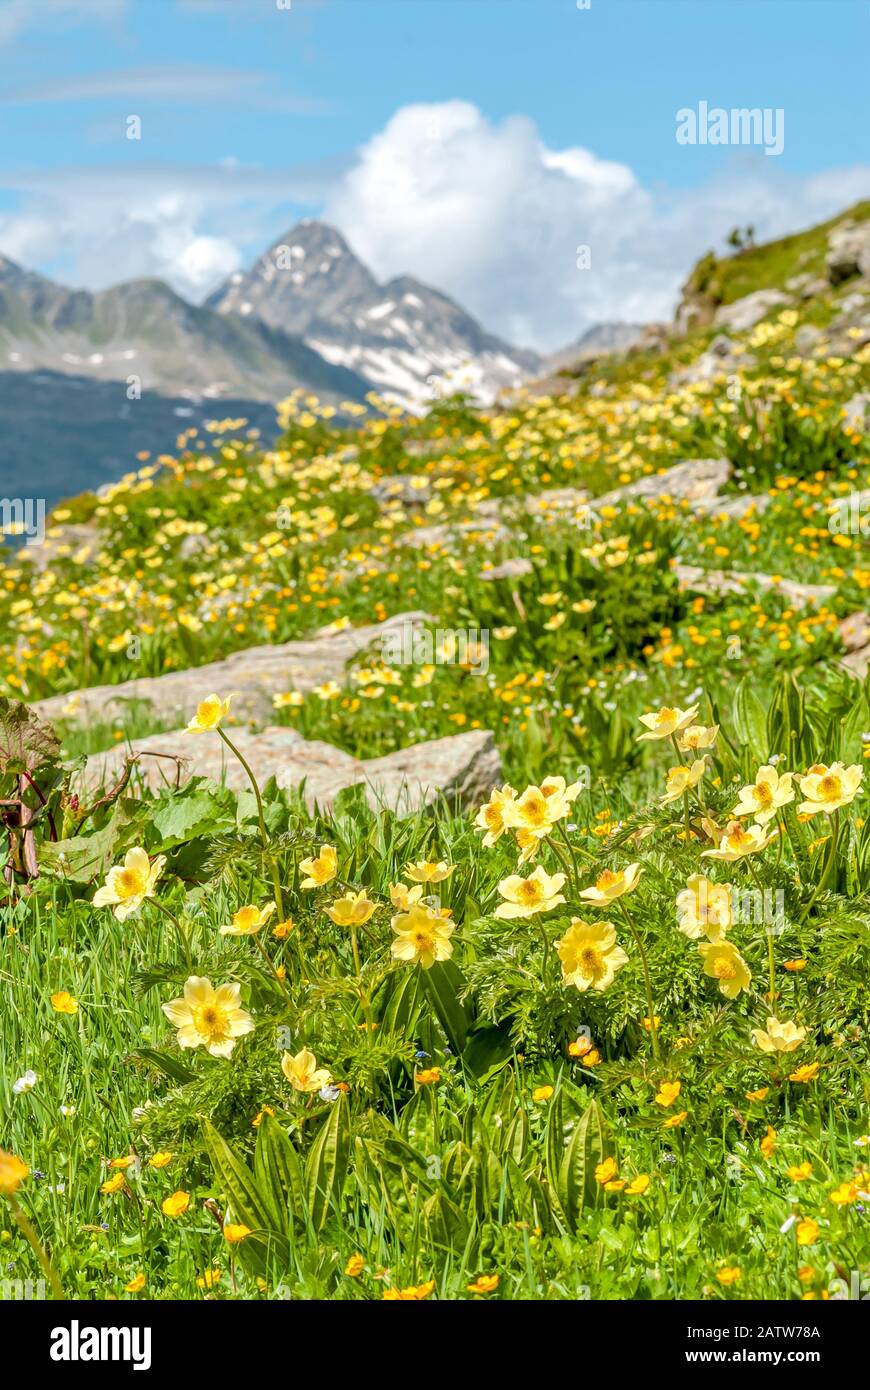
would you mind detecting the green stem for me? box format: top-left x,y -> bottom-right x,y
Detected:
153,899 -> 193,971
745,857 -> 776,1005
253,932 -> 295,1008
6,1193 -> 65,1300
617,902 -> 661,1063
350,924 -> 375,1040
219,728 -> 286,921
546,834 -> 577,891
797,811 -> 840,926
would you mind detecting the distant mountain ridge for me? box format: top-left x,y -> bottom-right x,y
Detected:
0,223 -> 544,505
206,220 -> 541,406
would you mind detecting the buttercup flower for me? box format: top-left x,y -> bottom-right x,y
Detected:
676,874 -> 733,940
655,1081 -> 682,1107
760,1126 -> 777,1160
467,1274 -> 499,1294
51,991 -> 79,1015
494,866 -> 566,918
299,844 -> 338,888
636,703 -> 699,741
732,765 -> 795,825
390,902 -> 455,968
162,977 -> 254,1059
92,847 -> 166,921
698,940 -> 751,998
281,1048 -> 332,1093
183,693 -> 233,734
0,1150 -> 29,1195
326,890 -> 377,927
789,1063 -> 820,1083
579,862 -> 642,904
220,902 -> 276,936
752,1017 -> 807,1053
404,860 -> 454,884
798,762 -> 863,817
161,1191 -> 190,1218
701,820 -> 775,861
556,919 -> 628,992
345,1254 -> 365,1277
223,1224 -> 252,1244
626,1174 -> 650,1195
796,1219 -> 819,1247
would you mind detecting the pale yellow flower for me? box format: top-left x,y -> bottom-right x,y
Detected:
502,783 -> 571,837
473,784 -> 518,846
162,977 -> 254,1059
494,866 -> 566,918
220,902 -> 276,936
676,873 -> 733,940
404,860 -> 455,884
700,820 -> 775,861
676,724 -> 719,753
733,765 -> 795,825
299,844 -> 337,888
183,693 -> 233,734
390,902 -> 455,969
798,762 -> 863,817
281,1047 -> 332,1093
579,863 -> 642,904
92,847 -> 166,921
660,759 -> 706,805
752,1017 -> 807,1053
698,940 -> 751,998
389,882 -> 423,910
636,703 -> 699,741
556,919 -> 628,992
326,890 -> 377,927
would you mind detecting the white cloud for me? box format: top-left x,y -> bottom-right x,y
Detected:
0,0 -> 127,45
324,102 -> 870,350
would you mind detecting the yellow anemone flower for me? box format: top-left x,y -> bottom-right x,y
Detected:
281,1048 -> 332,1093
636,702 -> 699,741
579,862 -> 642,904
698,940 -> 751,998
751,1017 -> 807,1053
495,866 -> 566,919
299,844 -> 337,888
326,890 -> 377,927
700,820 -> 775,861
162,977 -> 254,1059
676,723 -> 719,752
390,902 -> 455,968
660,759 -> 706,804
220,902 -> 276,936
732,765 -> 795,825
502,783 -> 571,836
556,918 -> 628,992
473,785 -> 518,846
404,860 -> 455,884
183,693 -> 234,734
389,882 -> 423,911
676,873 -> 733,940
92,847 -> 166,921
798,762 -> 863,817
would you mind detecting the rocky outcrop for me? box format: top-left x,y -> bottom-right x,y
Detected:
80,726 -> 502,815
33,612 -> 431,731
713,290 -> 788,332
826,220 -> 870,285
596,457 -> 731,509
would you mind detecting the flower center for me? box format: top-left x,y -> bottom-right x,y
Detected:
579,946 -> 603,978
713,960 -> 736,981
819,775 -> 841,799
117,868 -> 146,898
194,1004 -> 227,1040
519,880 -> 543,903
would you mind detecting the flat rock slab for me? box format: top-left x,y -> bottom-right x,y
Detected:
33,612 -> 431,731
81,726 -> 502,816
674,564 -> 836,607
596,457 -> 731,509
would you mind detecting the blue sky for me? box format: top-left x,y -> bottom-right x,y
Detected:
1,0 -> 867,347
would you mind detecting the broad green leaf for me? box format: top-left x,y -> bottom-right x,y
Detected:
304,1098 -> 350,1232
